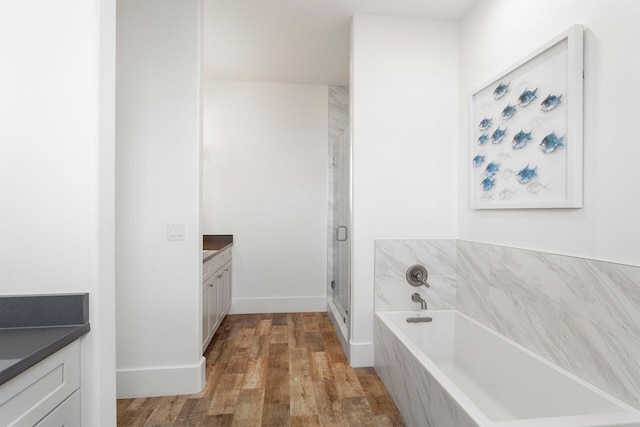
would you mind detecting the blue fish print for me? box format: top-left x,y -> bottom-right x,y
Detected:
479,117 -> 493,131
539,132 -> 565,153
491,127 -> 507,144
517,88 -> 538,107
516,164 -> 538,184
511,130 -> 532,150
492,82 -> 509,100
472,155 -> 485,168
478,133 -> 489,145
481,176 -> 495,191
540,94 -> 562,112
501,104 -> 517,120
485,162 -> 500,177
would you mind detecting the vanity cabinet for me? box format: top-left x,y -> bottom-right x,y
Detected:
202,247 -> 232,353
0,341 -> 81,427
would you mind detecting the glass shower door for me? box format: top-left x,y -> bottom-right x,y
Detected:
332,125 -> 350,325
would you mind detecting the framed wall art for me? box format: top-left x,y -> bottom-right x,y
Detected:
469,25 -> 584,209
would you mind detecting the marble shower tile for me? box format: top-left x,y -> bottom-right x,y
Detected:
375,275 -> 456,312
375,239 -> 416,279
328,86 -> 349,143
375,239 -> 457,311
456,240 -> 640,409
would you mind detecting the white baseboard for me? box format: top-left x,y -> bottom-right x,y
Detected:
229,296 -> 326,314
116,356 -> 206,398
349,340 -> 374,367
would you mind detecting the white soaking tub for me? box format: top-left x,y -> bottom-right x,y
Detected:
374,310 -> 640,427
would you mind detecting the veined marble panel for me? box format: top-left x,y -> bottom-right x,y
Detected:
456,240 -> 640,409
329,85 -> 349,143
374,315 -> 478,427
375,239 -> 456,311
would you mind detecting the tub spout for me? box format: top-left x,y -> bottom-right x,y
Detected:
411,293 -> 427,310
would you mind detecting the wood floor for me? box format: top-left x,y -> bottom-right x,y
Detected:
117,312 -> 404,427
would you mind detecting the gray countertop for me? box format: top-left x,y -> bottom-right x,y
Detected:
0,293 -> 90,386
0,324 -> 90,385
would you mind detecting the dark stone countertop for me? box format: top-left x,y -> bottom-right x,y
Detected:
203,241 -> 233,251
203,234 -> 233,262
203,234 -> 233,250
0,293 -> 90,386
0,324 -> 90,385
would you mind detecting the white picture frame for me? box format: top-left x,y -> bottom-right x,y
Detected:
469,25 -> 584,209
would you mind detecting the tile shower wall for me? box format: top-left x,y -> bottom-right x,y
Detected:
327,86 -> 349,294
374,239 -> 457,311
374,238 -> 640,409
456,240 -> 640,410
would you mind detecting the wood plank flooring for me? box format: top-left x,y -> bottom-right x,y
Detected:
117,312 -> 404,427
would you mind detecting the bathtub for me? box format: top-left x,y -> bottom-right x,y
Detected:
374,310 -> 640,427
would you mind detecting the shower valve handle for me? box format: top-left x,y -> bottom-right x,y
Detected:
412,271 -> 430,288
406,265 -> 430,288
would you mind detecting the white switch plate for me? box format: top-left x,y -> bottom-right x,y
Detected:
167,223 -> 186,241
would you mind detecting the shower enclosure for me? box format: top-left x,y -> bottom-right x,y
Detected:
327,86 -> 351,340
331,125 -> 351,327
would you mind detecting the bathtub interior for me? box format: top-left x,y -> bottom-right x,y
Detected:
377,310 -> 636,423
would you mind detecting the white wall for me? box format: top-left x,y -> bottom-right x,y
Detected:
0,0 -> 117,424
458,0 -> 640,266
350,15 -> 459,365
116,0 -> 204,397
203,80 -> 328,313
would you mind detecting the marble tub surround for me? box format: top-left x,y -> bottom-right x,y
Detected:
374,315 -> 478,427
456,240 -> 640,410
375,239 -> 457,311
374,310 -> 640,426
373,238 -> 640,410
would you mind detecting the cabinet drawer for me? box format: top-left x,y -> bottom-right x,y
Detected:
203,258 -> 214,280
219,247 -> 231,265
0,341 -> 80,427
35,390 -> 80,427
203,248 -> 231,279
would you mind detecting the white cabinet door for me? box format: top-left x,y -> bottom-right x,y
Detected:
203,267 -> 222,353
202,247 -> 232,354
202,274 -> 214,353
221,261 -> 232,318
212,269 -> 223,332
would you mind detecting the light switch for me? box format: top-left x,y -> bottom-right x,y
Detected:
167,223 -> 186,241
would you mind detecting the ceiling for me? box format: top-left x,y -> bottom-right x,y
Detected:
204,0 -> 478,86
